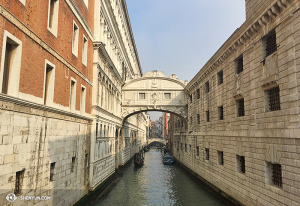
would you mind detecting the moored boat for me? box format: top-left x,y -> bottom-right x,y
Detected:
134,152 -> 144,166
162,153 -> 175,165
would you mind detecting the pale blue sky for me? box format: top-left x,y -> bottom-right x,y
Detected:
126,0 -> 246,121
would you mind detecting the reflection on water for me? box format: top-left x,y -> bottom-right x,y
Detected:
92,149 -> 225,206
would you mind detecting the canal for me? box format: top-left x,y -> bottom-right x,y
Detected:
91,149 -> 226,206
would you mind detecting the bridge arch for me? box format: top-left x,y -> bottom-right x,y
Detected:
121,71 -> 188,123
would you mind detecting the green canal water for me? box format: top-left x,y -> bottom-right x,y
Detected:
91,149 -> 226,206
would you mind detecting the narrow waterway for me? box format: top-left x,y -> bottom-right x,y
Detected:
91,149 -> 226,206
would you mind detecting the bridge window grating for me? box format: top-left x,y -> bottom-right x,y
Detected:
266,32 -> 277,57
217,70 -> 223,85
197,114 -> 200,124
236,56 -> 243,74
15,170 -> 25,194
237,98 -> 245,117
218,151 -> 224,165
267,86 -> 280,111
205,148 -> 209,160
206,111 -> 210,122
139,93 -> 145,99
197,89 -> 200,99
272,164 -> 282,187
164,93 -> 171,99
218,106 -> 224,120
205,81 -> 209,93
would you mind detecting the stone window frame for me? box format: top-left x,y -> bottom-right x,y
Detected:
197,114 -> 200,124
197,89 -> 200,99
217,70 -> 223,85
218,151 -> 224,165
50,162 -> 55,182
80,85 -> 86,114
72,21 -> 79,57
205,148 -> 209,160
164,93 -> 171,99
218,105 -> 224,120
236,155 -> 246,174
139,92 -> 146,99
206,110 -> 210,122
205,81 -> 210,93
262,29 -> 277,60
264,86 -> 280,112
15,170 -> 25,195
47,0 -> 59,37
0,30 -> 22,98
82,35 -> 88,66
236,98 -> 245,117
43,60 -> 56,106
71,157 -> 76,173
235,55 -> 243,74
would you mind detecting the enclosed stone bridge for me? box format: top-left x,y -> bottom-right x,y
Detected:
121,71 -> 188,123
147,138 -> 167,145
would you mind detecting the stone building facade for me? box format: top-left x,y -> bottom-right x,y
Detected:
169,0 -> 300,205
0,0 -> 147,205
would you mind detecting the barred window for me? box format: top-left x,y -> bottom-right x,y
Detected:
266,32 -> 277,57
218,151 -> 224,165
197,89 -> 200,99
218,106 -> 224,120
197,114 -> 200,124
205,81 -> 209,93
205,148 -> 209,160
266,86 -> 280,111
236,56 -> 243,74
237,155 -> 245,174
50,162 -> 55,181
237,98 -> 245,117
15,170 -> 25,194
206,111 -> 210,122
217,70 -> 223,85
196,146 -> 199,157
71,157 -> 76,173
190,94 -> 192,103
266,162 -> 282,188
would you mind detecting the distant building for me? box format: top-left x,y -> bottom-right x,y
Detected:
162,113 -> 170,139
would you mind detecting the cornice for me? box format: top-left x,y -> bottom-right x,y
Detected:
66,0 -> 95,40
0,93 -> 93,122
187,0 -> 298,92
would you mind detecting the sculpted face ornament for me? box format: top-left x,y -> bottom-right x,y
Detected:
152,79 -> 158,88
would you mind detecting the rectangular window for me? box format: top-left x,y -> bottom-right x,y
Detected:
72,22 -> 79,56
205,81 -> 209,93
185,144 -> 187,152
206,111 -> 210,122
82,36 -> 88,66
44,61 -> 55,106
266,162 -> 282,188
15,170 -> 25,194
96,123 -> 98,138
265,86 -> 280,112
236,98 -> 245,117
236,56 -> 243,74
164,93 -> 171,99
217,70 -> 223,85
196,146 -> 199,157
236,155 -> 245,174
0,31 -> 22,97
218,151 -> 224,165
85,153 -> 88,167
218,106 -> 224,120
197,114 -> 200,124
80,85 -> 86,113
70,79 -> 76,111
197,89 -> 200,99
47,0 -> 59,37
189,144 -> 191,153
71,157 -> 76,173
205,148 -> 209,160
265,31 -> 277,58
190,94 -> 192,103
139,93 -> 145,99
50,162 -> 55,181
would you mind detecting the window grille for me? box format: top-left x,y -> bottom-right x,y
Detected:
197,89 -> 200,99
238,155 -> 245,173
266,33 -> 277,57
139,93 -> 145,99
268,86 -> 280,111
71,157 -> 75,172
197,146 -> 199,157
236,57 -> 243,74
218,106 -> 224,120
272,164 -> 282,187
197,114 -> 200,124
217,70 -> 223,85
206,111 -> 210,122
50,162 -> 55,181
15,170 -> 25,194
164,93 -> 171,99
205,81 -> 209,93
190,94 -> 192,103
205,148 -> 209,160
218,151 -> 224,165
237,99 -> 245,117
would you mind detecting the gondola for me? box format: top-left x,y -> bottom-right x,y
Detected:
134,152 -> 144,166
162,153 -> 175,165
